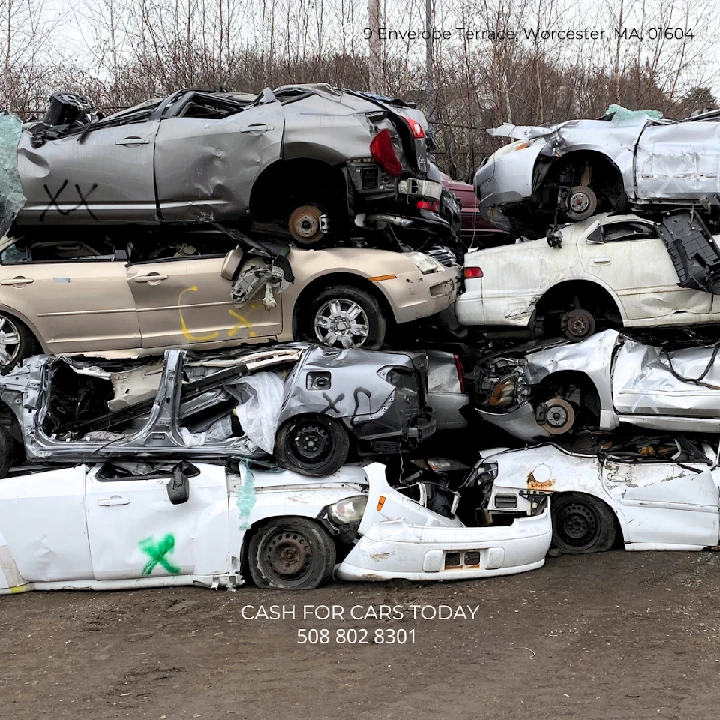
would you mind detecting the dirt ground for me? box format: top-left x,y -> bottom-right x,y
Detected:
2,551 -> 720,720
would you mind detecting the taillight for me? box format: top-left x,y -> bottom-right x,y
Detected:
370,129 -> 402,177
416,200 -> 440,212
403,116 -> 425,138
454,354 -> 465,393
464,267 -> 483,279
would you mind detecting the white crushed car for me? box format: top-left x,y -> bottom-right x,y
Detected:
469,329 -> 720,442
474,109 -> 720,238
480,438 -> 720,553
0,460 -> 551,594
456,212 -> 720,341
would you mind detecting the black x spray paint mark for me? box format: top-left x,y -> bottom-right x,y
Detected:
40,180 -> 99,222
321,392 -> 345,414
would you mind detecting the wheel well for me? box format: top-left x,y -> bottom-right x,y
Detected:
535,280 -> 622,324
249,158 -> 347,221
536,150 -> 625,209
536,370 -> 601,425
551,491 -> 624,545
292,272 -> 394,338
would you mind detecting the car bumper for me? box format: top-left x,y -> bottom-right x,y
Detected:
334,508 -> 551,582
455,288 -> 534,329
376,265 -> 460,324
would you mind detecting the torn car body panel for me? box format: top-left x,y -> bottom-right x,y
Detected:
335,463 -> 551,581
483,443 -> 720,550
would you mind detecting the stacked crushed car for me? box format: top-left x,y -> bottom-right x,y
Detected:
0,92 -> 719,593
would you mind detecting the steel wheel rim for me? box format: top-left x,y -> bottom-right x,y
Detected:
262,529 -> 313,580
313,299 -> 369,349
0,316 -> 21,367
287,420 -> 334,469
556,501 -> 600,549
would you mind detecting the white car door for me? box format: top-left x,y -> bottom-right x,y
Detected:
0,466 -> 93,584
85,463 -> 230,582
602,459 -> 720,548
577,219 -> 712,321
635,122 -> 720,202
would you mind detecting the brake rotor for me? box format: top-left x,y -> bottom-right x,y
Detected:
561,308 -> 596,341
565,185 -> 597,220
289,205 -> 326,244
538,398 -> 575,435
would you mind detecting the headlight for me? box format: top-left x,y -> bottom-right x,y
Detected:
328,495 -> 368,524
463,461 -> 498,489
407,251 -> 441,275
485,374 -> 518,408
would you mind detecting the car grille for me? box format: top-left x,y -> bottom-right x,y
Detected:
427,245 -> 459,267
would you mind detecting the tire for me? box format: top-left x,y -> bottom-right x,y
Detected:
275,414 -> 350,477
0,314 -> 37,372
551,492 -> 616,554
306,285 -> 386,350
247,517 -> 336,590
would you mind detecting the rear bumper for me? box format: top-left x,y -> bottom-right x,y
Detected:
378,265 -> 460,325
455,288 -> 534,329
335,508 -> 551,582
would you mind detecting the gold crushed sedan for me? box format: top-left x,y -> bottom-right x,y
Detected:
0,230 -> 459,367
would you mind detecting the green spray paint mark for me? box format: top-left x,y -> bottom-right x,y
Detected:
236,461 -> 257,530
139,534 -> 180,575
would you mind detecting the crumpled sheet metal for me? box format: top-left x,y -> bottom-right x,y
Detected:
0,113 -> 25,236
612,336 -> 720,419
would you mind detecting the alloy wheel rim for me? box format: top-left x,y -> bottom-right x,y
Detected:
0,316 -> 21,367
314,299 -> 369,349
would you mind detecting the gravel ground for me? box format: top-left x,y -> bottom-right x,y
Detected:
2,550 -> 720,720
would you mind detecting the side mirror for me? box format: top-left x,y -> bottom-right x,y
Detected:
166,461 -> 200,505
221,247 -> 244,281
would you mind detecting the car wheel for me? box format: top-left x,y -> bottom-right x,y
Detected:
247,517 -> 336,589
535,397 -> 575,435
0,314 -> 37,372
561,307 -> 596,341
289,204 -> 327,245
565,185 -> 598,221
552,492 -> 616,553
307,286 -> 386,350
275,415 -> 350,477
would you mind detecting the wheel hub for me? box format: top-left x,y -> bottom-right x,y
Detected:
295,213 -> 319,238
314,299 -> 369,349
546,405 -> 569,428
569,192 -> 590,213
265,532 -> 311,577
558,503 -> 598,546
295,426 -> 328,459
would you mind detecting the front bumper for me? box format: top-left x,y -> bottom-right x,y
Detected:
335,508 -> 551,582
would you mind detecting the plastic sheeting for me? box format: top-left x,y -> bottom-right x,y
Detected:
229,371 -> 286,454
605,103 -> 663,122
0,114 -> 24,237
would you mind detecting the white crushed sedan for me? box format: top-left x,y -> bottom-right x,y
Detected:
479,439 -> 720,554
0,460 -> 551,594
456,212 -> 720,341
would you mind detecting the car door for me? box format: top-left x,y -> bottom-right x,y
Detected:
85,463 -> 230,581
635,121 -> 720,202
0,240 -> 141,354
576,219 -> 712,321
126,250 -> 283,350
601,459 -> 720,547
0,466 -> 93,584
153,94 -> 284,222
18,119 -> 160,224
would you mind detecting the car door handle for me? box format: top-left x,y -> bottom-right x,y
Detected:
0,276 -> 34,286
240,123 -> 271,134
115,136 -> 150,146
133,273 -> 169,283
590,257 -> 612,265
97,496 -> 130,506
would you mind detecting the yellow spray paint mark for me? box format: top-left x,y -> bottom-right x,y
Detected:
10,585 -> 28,594
228,308 -> 256,338
178,286 -> 220,342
